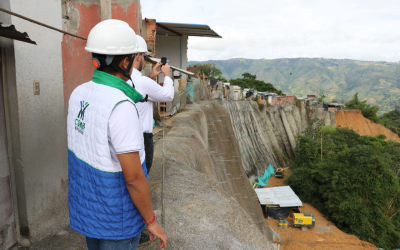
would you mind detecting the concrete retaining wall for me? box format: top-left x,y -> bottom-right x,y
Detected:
144,101 -> 274,249
222,100 -> 335,182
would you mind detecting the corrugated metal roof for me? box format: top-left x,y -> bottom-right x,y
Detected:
145,56 -> 195,76
156,22 -> 222,38
254,186 -> 303,207
0,22 -> 36,44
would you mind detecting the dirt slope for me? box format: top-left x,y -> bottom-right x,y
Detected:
265,172 -> 377,250
335,110 -> 400,143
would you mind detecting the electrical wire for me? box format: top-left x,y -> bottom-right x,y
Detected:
0,7 -> 87,40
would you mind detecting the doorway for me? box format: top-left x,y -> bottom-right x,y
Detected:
0,48 -> 18,250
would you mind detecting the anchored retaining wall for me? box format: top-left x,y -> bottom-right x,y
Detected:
223,100 -> 336,183
144,101 -> 274,250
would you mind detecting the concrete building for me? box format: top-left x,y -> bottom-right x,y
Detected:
140,19 -> 220,116
62,0 -> 142,111
0,0 -> 142,248
0,1 -> 67,248
264,93 -> 278,104
231,85 -> 242,101
307,95 -> 316,100
258,92 -> 278,105
223,82 -> 230,100
154,22 -> 221,79
276,95 -> 297,105
326,103 -> 345,112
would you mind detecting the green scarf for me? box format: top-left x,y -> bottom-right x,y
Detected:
92,70 -> 143,103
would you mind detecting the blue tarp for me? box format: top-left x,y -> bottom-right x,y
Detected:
254,164 -> 274,186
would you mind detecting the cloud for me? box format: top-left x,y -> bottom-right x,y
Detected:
142,0 -> 400,62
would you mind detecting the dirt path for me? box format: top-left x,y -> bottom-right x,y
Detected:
264,170 -> 376,250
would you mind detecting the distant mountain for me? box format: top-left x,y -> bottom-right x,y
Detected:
188,58 -> 400,114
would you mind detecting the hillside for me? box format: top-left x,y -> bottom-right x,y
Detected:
188,58 -> 400,114
336,110 -> 400,143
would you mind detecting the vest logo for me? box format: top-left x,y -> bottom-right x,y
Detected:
75,101 -> 89,135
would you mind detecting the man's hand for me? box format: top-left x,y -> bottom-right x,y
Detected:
149,61 -> 163,79
118,152 -> 167,248
148,221 -> 167,249
161,63 -> 171,78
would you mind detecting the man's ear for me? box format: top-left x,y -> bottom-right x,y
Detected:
135,53 -> 141,62
118,56 -> 130,71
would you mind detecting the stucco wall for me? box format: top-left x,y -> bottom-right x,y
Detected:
62,0 -> 142,112
156,34 -> 188,78
5,0 -> 68,241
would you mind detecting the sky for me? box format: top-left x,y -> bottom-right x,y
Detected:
141,0 -> 400,62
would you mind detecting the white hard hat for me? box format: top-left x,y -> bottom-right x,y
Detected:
85,19 -> 140,55
136,35 -> 150,55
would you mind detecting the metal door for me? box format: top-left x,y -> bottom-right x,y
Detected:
0,48 -> 18,250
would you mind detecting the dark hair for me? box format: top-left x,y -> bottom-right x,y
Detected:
94,53 -> 134,75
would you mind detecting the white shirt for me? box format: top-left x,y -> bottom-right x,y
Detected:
108,101 -> 145,164
129,69 -> 174,133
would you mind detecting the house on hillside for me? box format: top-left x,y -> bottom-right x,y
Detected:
257,95 -> 266,104
266,93 -> 278,105
231,85 -> 243,100
276,95 -> 297,105
258,92 -> 278,105
325,102 -> 345,112
209,80 -> 224,99
223,82 -> 230,100
141,19 -> 221,115
244,88 -> 257,101
307,95 -> 316,100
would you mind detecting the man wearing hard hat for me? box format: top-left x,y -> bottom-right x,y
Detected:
128,35 -> 174,246
67,20 -> 167,250
129,35 -> 174,175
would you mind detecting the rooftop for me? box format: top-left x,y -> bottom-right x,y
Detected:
156,22 -> 222,38
254,186 -> 303,207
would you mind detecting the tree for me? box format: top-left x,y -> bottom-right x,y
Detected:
230,72 -> 284,96
196,63 -> 223,80
287,120 -> 400,249
345,93 -> 381,123
317,92 -> 326,103
381,109 -> 400,136
216,75 -> 228,82
242,73 -> 256,80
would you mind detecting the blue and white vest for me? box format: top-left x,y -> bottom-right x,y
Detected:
67,80 -> 147,240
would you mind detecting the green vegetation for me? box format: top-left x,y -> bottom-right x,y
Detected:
230,73 -> 284,95
287,119 -> 400,249
381,107 -> 400,136
317,92 -> 326,103
194,63 -> 227,81
345,93 -> 381,124
258,102 -> 265,112
188,58 -> 400,114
